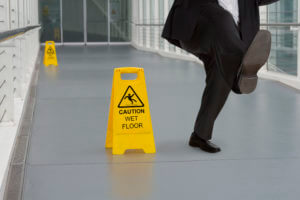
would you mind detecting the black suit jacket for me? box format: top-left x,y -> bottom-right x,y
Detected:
161,0 -> 280,48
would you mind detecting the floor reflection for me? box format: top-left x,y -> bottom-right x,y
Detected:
44,65 -> 58,79
106,149 -> 155,200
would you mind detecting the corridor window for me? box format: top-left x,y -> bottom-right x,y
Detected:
39,0 -> 61,43
267,0 -> 298,76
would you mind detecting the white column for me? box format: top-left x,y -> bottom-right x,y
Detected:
18,0 -> 24,27
298,0 -> 300,79
153,0 -> 159,50
24,0 -> 27,25
138,0 -> 143,46
145,0 -> 151,48
27,0 -> 30,25
9,0 -> 18,29
35,0 -> 38,24
131,0 -> 135,44
163,0 -> 169,52
0,0 -> 10,31
36,0 -> 39,24
131,0 -> 139,44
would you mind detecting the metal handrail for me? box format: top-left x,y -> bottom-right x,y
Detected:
130,22 -> 300,27
260,23 -> 300,27
0,25 -> 40,43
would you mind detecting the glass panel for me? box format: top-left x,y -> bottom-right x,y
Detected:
39,0 -> 61,43
267,0 -> 298,76
87,0 -> 108,42
62,0 -> 84,42
266,26 -> 298,76
109,0 -> 131,42
268,0 -> 298,23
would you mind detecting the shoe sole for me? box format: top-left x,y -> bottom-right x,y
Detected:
189,141 -> 221,153
238,30 -> 271,94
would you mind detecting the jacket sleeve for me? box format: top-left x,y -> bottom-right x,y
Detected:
257,0 -> 280,6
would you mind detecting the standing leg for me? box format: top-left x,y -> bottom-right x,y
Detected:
193,57 -> 231,141
178,4 -> 247,152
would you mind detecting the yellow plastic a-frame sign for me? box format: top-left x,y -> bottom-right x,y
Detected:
106,67 -> 156,155
43,41 -> 58,67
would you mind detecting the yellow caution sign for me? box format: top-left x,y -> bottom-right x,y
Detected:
43,41 -> 58,67
106,67 -> 156,155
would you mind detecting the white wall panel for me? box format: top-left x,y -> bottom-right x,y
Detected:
0,0 -> 10,31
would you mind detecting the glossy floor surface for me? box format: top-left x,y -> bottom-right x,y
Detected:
22,46 -> 300,200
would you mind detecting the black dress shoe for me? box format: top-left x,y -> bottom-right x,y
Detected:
189,132 -> 221,153
238,30 -> 271,94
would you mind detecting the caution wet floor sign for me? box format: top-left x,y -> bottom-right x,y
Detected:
43,41 -> 58,67
105,67 -> 156,155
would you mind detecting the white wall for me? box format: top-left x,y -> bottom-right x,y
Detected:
0,0 -> 40,199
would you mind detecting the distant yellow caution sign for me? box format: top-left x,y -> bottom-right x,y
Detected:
106,67 -> 156,155
43,41 -> 58,67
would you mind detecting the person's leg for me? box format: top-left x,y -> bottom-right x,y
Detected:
186,4 -> 270,94
178,4 -> 247,152
178,3 -> 271,152
181,4 -> 248,91
193,57 -> 231,141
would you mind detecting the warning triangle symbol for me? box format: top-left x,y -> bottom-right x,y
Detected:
118,86 -> 144,108
47,47 -> 54,55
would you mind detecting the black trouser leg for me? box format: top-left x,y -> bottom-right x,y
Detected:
193,57 -> 231,140
181,3 -> 248,91
179,3 -> 249,140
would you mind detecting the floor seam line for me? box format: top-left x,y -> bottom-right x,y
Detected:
26,156 -> 300,167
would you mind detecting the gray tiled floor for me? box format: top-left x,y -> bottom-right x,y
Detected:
23,46 -> 300,200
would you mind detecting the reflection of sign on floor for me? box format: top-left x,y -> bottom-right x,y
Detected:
54,28 -> 60,41
106,67 -> 156,155
43,41 -> 58,67
118,86 -> 144,108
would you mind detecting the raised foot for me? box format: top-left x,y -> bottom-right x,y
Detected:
238,30 -> 271,94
